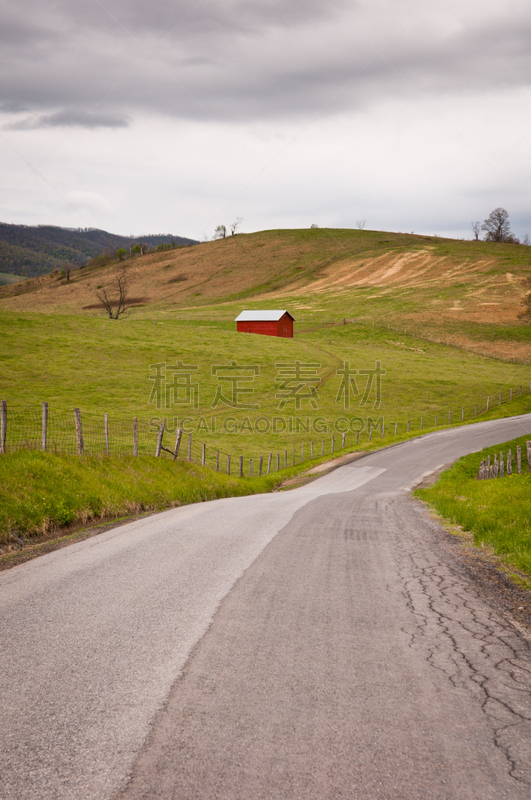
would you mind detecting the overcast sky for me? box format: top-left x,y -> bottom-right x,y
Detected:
1,0 -> 530,240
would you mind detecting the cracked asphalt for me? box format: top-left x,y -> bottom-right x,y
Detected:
1,415 -> 531,799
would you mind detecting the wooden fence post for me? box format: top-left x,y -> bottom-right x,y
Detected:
369,429 -> 372,442
216,449 -> 219,471
284,449 -> 287,468
461,408 -> 464,421
499,391 -> 502,404
448,411 -> 451,424
321,439 -> 325,456
500,452 -> 504,477
510,388 -> 513,401
356,431 -> 360,445
311,441 -> 314,458
331,436 -> 335,453
188,433 -> 192,462
517,445 -> 522,474
341,432 -> 346,448
74,408 -> 84,455
394,422 -> 398,436
507,450 -> 512,475
250,458 -> 253,477
155,421 -> 165,457
267,453 -> 272,474
292,446 -> 296,466
42,401 -> 48,452
201,443 -> 206,466
407,420 -> 410,433
276,453 -> 280,471
301,444 -> 304,462
104,413 -> 109,455
133,417 -> 138,456
173,428 -> 183,460
0,400 -> 6,455
239,455 -> 243,477
259,455 -> 263,476
227,454 -> 231,475
420,417 -> 423,430
487,396 -> 490,411
434,414 -> 437,426
527,441 -> 531,471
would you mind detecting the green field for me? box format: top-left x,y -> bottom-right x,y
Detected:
1,310 -> 530,462
2,227 -> 531,555
415,434 -> 531,579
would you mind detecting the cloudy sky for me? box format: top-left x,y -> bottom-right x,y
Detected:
1,0 -> 530,240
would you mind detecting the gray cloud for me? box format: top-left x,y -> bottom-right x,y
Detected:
0,0 -> 530,126
4,109 -> 130,130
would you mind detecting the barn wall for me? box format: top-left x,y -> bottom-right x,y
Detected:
236,316 -> 294,337
278,315 -> 293,338
237,320 -> 279,336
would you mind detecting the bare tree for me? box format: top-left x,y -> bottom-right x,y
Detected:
96,267 -> 129,319
523,234 -> 530,246
482,208 -> 513,242
471,221 -> 481,241
214,224 -> 227,239
356,219 -> 367,229
231,217 -> 243,235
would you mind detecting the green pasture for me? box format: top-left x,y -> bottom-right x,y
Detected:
415,434 -> 531,580
0,309 -> 530,460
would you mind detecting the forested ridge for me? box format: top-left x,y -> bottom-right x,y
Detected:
0,223 -> 197,280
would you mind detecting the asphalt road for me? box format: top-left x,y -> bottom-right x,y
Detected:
1,415 -> 531,800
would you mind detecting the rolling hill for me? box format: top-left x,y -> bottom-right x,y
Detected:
1,227 -> 530,359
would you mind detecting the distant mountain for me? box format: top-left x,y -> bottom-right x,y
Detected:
0,223 -> 198,279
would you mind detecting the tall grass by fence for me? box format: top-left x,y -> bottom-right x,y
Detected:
2,383 -> 531,477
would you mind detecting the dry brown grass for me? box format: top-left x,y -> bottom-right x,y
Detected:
1,230 -> 529,344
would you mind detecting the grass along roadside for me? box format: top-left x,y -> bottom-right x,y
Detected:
0,444 -> 364,567
0,451 -> 278,551
415,434 -> 531,582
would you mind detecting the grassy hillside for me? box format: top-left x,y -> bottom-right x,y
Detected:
2,226 -> 530,558
1,309 -> 529,462
1,226 -> 530,458
1,227 -> 530,360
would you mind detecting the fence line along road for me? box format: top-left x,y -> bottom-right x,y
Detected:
2,386 -> 531,477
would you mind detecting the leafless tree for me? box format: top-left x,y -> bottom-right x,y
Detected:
482,208 -> 513,242
356,219 -> 367,229
96,267 -> 129,319
231,217 -> 243,235
471,221 -> 481,241
214,224 -> 227,239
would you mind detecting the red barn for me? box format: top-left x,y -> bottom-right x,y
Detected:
235,310 -> 294,338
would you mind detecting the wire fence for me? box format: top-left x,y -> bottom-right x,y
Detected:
2,383 -> 531,478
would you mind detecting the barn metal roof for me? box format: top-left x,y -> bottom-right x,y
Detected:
235,310 -> 294,322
